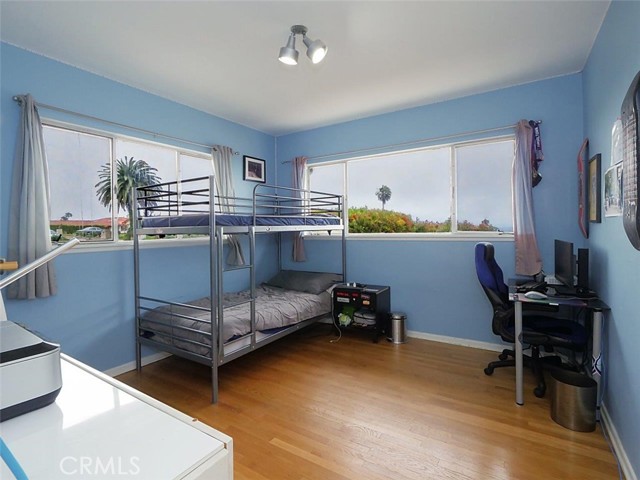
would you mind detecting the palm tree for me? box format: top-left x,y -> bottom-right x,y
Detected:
95,156 -> 161,238
376,185 -> 392,210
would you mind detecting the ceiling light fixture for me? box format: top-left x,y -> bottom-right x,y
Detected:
278,25 -> 327,66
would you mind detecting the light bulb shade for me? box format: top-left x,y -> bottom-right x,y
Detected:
278,34 -> 298,65
303,36 -> 327,64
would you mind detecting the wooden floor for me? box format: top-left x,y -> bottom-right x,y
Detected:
118,325 -> 618,480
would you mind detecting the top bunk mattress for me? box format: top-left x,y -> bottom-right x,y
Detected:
140,213 -> 341,229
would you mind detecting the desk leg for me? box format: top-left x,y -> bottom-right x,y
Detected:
592,309 -> 603,413
515,300 -> 524,406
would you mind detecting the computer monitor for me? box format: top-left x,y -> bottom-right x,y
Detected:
576,247 -> 590,293
554,239 -> 575,288
554,239 -> 590,293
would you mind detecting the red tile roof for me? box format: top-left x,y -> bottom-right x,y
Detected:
50,217 -> 129,228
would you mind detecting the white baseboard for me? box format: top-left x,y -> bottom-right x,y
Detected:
407,329 -> 505,352
319,316 -> 505,352
103,352 -> 172,377
601,403 -> 638,480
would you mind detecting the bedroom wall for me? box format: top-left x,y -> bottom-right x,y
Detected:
277,74 -> 585,345
0,43 -> 277,371
582,0 -> 640,475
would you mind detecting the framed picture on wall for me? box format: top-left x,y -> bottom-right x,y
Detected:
577,138 -> 589,238
604,162 -> 623,217
243,156 -> 266,183
588,153 -> 602,223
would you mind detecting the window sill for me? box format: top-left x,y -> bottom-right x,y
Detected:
304,232 -> 514,242
56,236 -> 212,254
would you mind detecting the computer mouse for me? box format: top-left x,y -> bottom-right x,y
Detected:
524,290 -> 548,300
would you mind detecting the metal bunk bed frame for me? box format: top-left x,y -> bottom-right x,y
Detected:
132,175 -> 345,403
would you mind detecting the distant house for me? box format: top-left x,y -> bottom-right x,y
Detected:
50,217 -> 129,236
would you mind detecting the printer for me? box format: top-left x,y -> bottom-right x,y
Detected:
0,239 -> 78,422
0,321 -> 62,422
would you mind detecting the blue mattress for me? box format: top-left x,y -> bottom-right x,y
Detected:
141,213 -> 340,228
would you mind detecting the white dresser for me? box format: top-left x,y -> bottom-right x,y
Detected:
0,354 -> 233,479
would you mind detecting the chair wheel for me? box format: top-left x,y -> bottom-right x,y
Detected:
534,386 -> 546,398
498,353 -> 509,361
484,367 -> 494,376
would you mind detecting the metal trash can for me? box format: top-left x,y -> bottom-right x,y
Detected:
387,312 -> 407,344
550,369 -> 597,432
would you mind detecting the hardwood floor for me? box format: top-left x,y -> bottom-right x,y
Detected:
117,325 -> 618,479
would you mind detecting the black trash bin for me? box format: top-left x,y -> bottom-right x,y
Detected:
550,369 -> 597,432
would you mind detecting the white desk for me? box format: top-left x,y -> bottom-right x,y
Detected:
510,290 -> 609,406
0,355 -> 233,479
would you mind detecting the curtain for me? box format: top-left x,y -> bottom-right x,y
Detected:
512,120 -> 542,276
292,156 -> 307,262
7,94 -> 57,299
212,145 -> 245,266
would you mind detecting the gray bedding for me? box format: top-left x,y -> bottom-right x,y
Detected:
139,284 -> 331,355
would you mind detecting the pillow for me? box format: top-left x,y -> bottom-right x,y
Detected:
265,270 -> 343,295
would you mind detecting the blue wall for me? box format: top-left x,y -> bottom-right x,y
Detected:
582,0 -> 640,475
277,74 -> 586,344
0,43 -> 277,370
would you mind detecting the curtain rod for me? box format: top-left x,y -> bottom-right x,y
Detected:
281,120 -> 541,163
12,95 -> 239,155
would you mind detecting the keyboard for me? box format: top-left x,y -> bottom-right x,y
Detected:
552,284 -> 598,298
516,280 -> 547,293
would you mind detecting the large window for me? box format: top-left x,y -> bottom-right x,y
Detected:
306,136 -> 514,235
44,122 -> 213,244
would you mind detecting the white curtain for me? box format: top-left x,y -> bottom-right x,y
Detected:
212,145 -> 245,266
7,94 -> 57,299
292,156 -> 307,262
512,120 -> 542,276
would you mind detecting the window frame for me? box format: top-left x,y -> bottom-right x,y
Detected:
305,134 -> 515,240
42,118 -> 214,250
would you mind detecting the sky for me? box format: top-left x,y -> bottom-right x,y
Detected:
45,125 -> 111,222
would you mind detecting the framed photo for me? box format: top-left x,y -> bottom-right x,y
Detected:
588,153 -> 601,223
243,156 -> 266,183
604,162 -> 623,217
577,138 -> 589,238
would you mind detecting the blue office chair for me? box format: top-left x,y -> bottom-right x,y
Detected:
475,242 -> 588,398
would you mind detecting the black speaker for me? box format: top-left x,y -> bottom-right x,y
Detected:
577,248 -> 589,292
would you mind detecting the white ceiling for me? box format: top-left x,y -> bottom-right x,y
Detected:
0,1 -> 610,136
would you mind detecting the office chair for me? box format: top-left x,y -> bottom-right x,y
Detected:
474,242 -> 588,398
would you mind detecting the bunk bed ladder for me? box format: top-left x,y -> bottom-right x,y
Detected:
248,226 -> 257,351
213,224 -> 256,403
133,188 -> 142,373
210,177 -> 220,404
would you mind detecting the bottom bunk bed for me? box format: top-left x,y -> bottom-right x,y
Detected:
136,270 -> 342,398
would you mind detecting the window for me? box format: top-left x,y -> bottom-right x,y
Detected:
45,126 -> 114,242
306,136 -> 514,235
455,140 -> 514,233
44,122 -> 213,244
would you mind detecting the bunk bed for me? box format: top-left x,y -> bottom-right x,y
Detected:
132,176 -> 345,403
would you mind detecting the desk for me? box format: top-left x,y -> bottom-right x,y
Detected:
509,286 -> 609,406
1,355 -> 233,479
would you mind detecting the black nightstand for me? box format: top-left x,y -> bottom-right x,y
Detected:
332,283 -> 391,342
